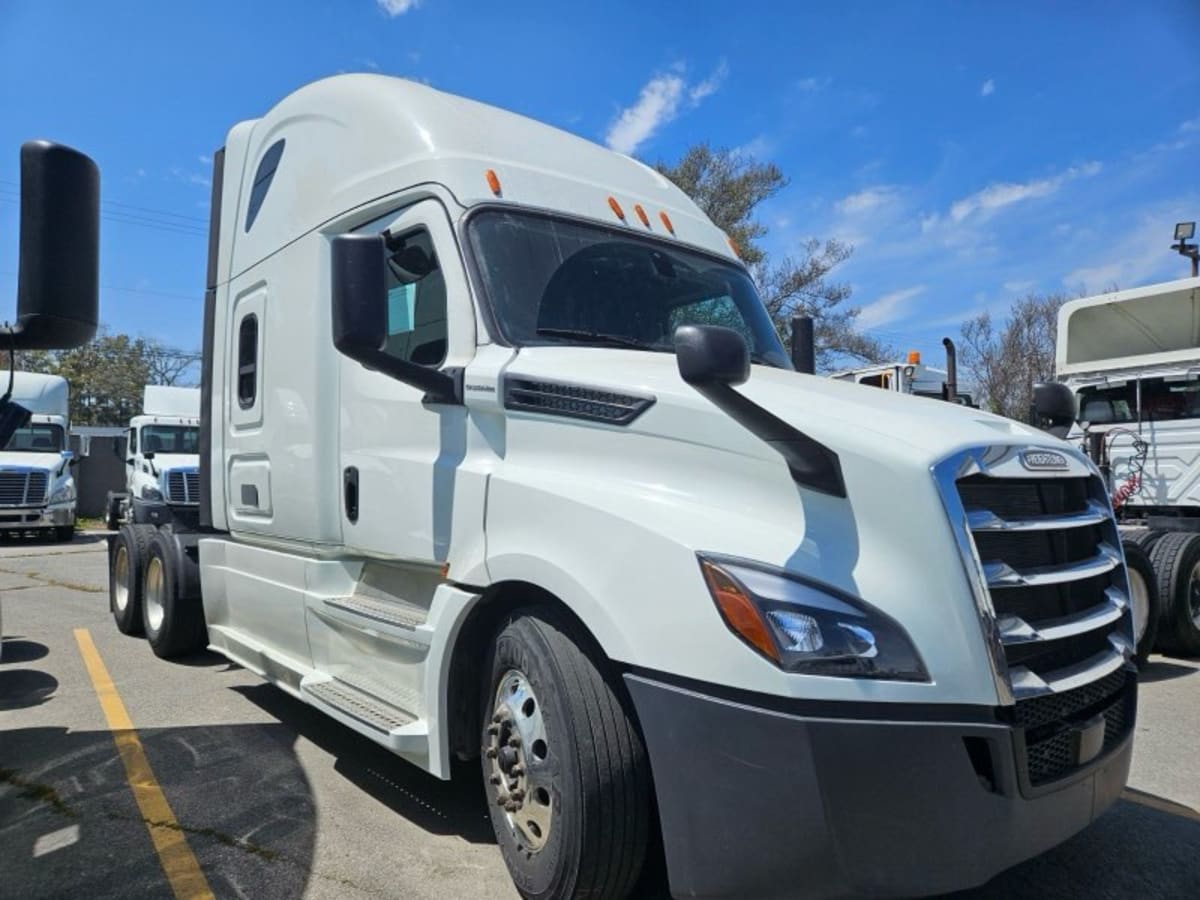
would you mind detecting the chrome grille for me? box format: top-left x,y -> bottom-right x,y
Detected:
0,470 -> 50,506
165,468 -> 200,505
936,446 -> 1136,787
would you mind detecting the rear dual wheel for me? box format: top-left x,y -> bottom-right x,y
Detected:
110,524 -> 156,635
1148,532 -> 1200,657
142,530 -> 207,659
482,607 -> 651,900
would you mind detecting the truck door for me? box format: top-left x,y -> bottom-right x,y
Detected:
337,199 -> 476,564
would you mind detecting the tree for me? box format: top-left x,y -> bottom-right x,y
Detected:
12,329 -> 200,426
656,144 -> 893,369
958,293 -> 1067,419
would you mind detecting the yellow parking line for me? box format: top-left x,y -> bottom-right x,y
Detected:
73,628 -> 215,900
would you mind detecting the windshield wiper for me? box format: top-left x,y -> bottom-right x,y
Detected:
535,328 -> 660,351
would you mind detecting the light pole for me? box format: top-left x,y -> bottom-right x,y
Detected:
1172,221 -> 1199,277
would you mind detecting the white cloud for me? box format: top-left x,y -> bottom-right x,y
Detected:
980,78 -> 995,97
377,0 -> 420,16
857,286 -> 925,329
796,76 -> 831,93
606,63 -> 727,156
836,186 -> 897,216
1061,207 -> 1196,294
689,60 -> 728,104
198,154 -> 212,165
734,134 -> 773,159
1002,279 -> 1035,294
948,161 -> 1102,223
1181,115 -> 1200,133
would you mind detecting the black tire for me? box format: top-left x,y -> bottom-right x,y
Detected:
109,524 -> 155,635
54,525 -> 75,543
1148,531 -> 1200,656
1121,541 -> 1161,667
105,493 -> 123,531
141,529 -> 207,659
1119,527 -> 1163,553
481,607 -> 650,900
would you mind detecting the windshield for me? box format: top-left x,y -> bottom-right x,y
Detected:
141,424 -> 199,454
1077,375 -> 1200,424
467,210 -> 791,368
2,423 -> 64,453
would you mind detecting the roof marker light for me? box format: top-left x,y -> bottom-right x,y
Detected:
608,196 -> 626,220
634,204 -> 651,228
659,211 -> 675,235
485,169 -> 502,196
727,236 -> 741,258
907,350 -> 921,365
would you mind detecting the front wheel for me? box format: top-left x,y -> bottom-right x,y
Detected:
1121,540 -> 1160,667
482,607 -> 651,900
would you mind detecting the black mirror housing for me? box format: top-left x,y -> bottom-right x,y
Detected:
673,325 -> 750,386
1032,382 -> 1076,428
5,141 -> 100,350
330,233 -> 461,404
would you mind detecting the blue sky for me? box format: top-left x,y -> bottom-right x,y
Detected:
2,0 -> 1198,364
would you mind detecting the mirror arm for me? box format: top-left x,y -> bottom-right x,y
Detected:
342,346 -> 463,405
692,380 -> 846,497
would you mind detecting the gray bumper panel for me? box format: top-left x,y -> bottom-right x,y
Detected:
625,674 -> 1132,899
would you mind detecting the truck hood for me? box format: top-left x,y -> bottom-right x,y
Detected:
149,454 -> 200,471
503,347 -> 1050,470
0,452 -> 66,472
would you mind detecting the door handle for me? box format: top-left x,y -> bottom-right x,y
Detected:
344,466 -> 359,523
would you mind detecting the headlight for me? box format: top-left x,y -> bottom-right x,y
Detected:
698,555 -> 928,681
50,484 -> 75,504
141,485 -> 163,501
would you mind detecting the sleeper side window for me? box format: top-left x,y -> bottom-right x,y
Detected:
381,228 -> 448,367
245,139 -> 285,232
237,314 -> 259,408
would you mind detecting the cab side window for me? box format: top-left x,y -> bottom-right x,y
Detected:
382,228 -> 447,367
128,428 -> 137,456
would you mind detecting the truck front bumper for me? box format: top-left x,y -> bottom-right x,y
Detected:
0,504 -> 75,530
625,673 -> 1133,899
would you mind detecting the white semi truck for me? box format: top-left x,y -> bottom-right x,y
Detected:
1049,276 -> 1200,657
107,76 -> 1137,899
0,371 -> 78,541
831,339 -> 977,406
106,385 -> 201,530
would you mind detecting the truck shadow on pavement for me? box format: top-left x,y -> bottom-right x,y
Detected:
1138,659 -> 1199,683
234,682 -> 499,844
0,637 -> 50,665
0,723 -> 317,900
0,669 -> 58,710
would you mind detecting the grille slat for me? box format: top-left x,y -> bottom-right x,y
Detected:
950,457 -> 1136,787
0,469 -> 50,506
165,468 -> 200,505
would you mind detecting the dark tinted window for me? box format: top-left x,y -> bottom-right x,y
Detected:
245,139 -> 285,232
237,315 -> 258,408
467,210 -> 790,367
3,424 -> 64,452
1077,375 -> 1200,424
140,425 -> 200,454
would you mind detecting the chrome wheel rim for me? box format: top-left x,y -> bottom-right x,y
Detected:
1128,567 -> 1150,642
144,557 -> 165,633
485,668 -> 553,852
1190,562 -> 1200,628
113,545 -> 130,613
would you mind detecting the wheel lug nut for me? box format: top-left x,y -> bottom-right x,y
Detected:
496,793 -> 509,806
485,747 -> 497,759
510,764 -> 524,776
508,736 -> 521,748
490,775 -> 501,785
492,712 -> 503,723
511,789 -> 525,801
486,724 -> 500,735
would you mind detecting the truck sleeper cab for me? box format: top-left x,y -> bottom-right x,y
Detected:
0,372 -> 77,541
107,75 -> 1136,900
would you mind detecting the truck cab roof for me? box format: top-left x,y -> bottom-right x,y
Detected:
217,74 -> 739,282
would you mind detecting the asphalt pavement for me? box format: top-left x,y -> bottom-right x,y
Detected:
1,533 -> 1198,899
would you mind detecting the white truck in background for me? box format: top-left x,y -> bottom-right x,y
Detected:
831,339 -> 977,406
106,385 -> 201,530
0,371 -> 78,541
107,75 -> 1138,899
1047,276 -> 1200,657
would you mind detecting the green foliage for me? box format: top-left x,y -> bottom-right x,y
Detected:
13,328 -> 199,426
655,144 -> 893,369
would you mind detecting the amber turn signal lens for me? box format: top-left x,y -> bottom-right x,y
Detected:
659,211 -> 675,234
485,169 -> 502,196
608,196 -> 626,220
701,560 -> 779,662
634,204 -> 650,227
727,236 -> 741,258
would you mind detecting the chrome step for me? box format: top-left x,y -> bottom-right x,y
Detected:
966,498 -> 1111,533
997,587 -> 1128,645
984,543 -> 1121,589
302,676 -> 416,734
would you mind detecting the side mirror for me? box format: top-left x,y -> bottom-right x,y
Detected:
330,233 -> 461,404
673,325 -> 750,387
143,451 -> 156,461
1031,382 -> 1076,437
3,142 -> 100,350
